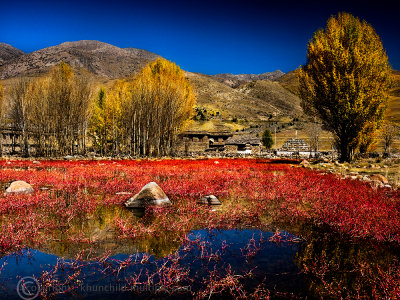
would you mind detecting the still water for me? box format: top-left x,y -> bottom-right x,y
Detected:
0,206 -> 398,299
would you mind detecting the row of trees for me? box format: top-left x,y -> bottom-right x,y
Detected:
0,58 -> 195,157
89,58 -> 195,156
5,63 -> 92,156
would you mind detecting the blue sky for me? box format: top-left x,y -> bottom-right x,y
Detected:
1,0 -> 399,74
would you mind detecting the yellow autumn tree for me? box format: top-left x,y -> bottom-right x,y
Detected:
15,62 -> 93,156
89,82 -> 130,155
89,87 -> 108,155
298,12 -> 392,161
123,58 -> 195,156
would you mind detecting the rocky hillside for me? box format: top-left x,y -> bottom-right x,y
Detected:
212,70 -> 284,87
0,40 -> 160,80
238,80 -> 301,114
186,72 -> 302,120
0,43 -> 25,66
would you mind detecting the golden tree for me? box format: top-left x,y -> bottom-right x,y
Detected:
21,63 -> 92,156
89,83 -> 127,155
89,87 -> 108,155
9,78 -> 32,156
123,58 -> 195,156
298,13 -> 392,161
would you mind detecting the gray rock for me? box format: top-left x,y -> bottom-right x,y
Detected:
197,195 -> 221,205
5,181 -> 34,195
362,176 -> 371,182
124,182 -> 171,208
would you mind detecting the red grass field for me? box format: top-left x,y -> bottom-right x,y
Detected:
0,158 -> 399,298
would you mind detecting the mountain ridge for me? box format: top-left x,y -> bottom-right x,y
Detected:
0,43 -> 25,66
0,40 -> 160,79
212,70 -> 285,87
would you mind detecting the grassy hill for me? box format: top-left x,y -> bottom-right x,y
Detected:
385,70 -> 400,123
277,69 -> 299,95
185,72 -> 302,121
237,80 -> 302,116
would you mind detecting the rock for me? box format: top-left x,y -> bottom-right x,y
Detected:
370,180 -> 384,189
356,175 -> 363,180
124,182 -> 171,208
369,174 -> 389,184
32,161 -> 40,164
362,176 -> 371,182
64,155 -> 74,160
5,181 -> 34,195
300,160 -> 310,167
384,184 -> 392,189
197,195 -> 221,205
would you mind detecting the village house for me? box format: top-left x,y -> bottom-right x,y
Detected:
177,130 -> 262,155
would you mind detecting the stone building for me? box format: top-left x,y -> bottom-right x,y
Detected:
225,137 -> 262,154
177,131 -> 263,155
178,131 -> 233,154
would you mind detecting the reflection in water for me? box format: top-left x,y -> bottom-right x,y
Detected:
0,205 -> 399,298
296,228 -> 400,298
0,229 -> 305,299
37,206 -> 182,259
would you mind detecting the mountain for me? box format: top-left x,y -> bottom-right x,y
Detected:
237,80 -> 301,114
186,72 -> 302,120
0,40 -> 302,122
0,43 -> 25,66
0,40 -> 160,80
212,70 -> 285,87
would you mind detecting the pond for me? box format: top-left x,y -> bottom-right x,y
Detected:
0,159 -> 399,298
0,206 -> 399,299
